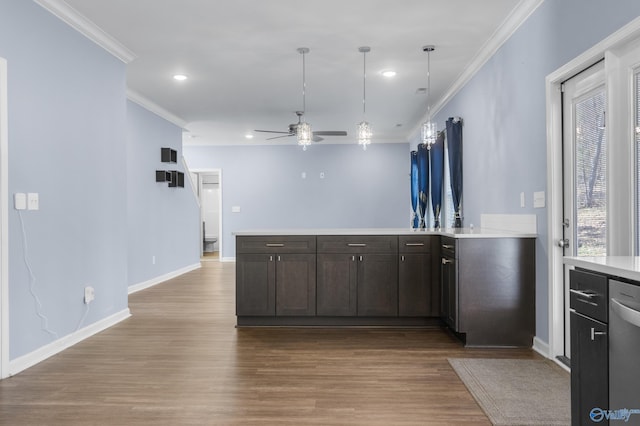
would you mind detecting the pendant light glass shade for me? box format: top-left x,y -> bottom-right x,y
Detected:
358,120 -> 372,149
358,46 -> 371,150
422,121 -> 437,147
297,121 -> 312,151
421,45 -> 436,149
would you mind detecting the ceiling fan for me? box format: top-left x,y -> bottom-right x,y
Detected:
254,47 -> 347,145
255,110 -> 347,142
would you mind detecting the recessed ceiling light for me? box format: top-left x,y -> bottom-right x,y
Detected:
381,70 -> 397,78
173,74 -> 188,81
245,134 -> 254,139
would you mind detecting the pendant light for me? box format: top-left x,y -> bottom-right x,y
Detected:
357,46 -> 372,150
421,45 -> 436,149
296,47 -> 312,150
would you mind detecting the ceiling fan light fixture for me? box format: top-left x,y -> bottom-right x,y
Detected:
358,46 -> 372,150
297,121 -> 312,150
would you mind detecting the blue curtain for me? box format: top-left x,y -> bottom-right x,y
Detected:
430,131 -> 445,228
417,143 -> 429,228
446,117 -> 463,227
410,151 -> 419,228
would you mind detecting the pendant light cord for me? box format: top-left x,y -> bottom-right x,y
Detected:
363,49 -> 367,115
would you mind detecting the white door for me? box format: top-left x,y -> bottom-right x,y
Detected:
561,61 -> 607,358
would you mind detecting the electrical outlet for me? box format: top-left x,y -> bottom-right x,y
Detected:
84,286 -> 95,304
152,255 -> 156,265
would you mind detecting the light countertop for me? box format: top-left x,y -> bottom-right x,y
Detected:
233,228 -> 537,239
563,256 -> 640,282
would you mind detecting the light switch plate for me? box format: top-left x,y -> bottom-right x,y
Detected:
27,193 -> 39,210
533,191 -> 545,208
232,206 -> 241,213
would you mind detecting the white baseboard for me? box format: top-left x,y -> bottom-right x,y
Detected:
221,257 -> 235,262
128,262 -> 201,295
532,336 -> 550,358
9,308 -> 131,377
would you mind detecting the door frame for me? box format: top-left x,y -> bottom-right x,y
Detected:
546,17 -> 640,363
1,57 -> 8,379
191,168 -> 223,260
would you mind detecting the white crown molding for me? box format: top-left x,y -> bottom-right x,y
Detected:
126,89 -> 188,129
410,0 -> 544,139
34,0 -> 136,63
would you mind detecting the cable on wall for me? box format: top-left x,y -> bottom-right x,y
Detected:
17,210 -> 58,339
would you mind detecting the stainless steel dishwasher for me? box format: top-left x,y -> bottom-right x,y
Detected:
609,279 -> 640,425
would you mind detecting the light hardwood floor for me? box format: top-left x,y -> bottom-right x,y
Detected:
0,260 -> 541,425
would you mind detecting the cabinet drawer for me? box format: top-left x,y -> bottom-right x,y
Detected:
399,235 -> 435,253
236,236 -> 316,254
317,236 -> 398,253
440,236 -> 456,258
570,269 -> 608,322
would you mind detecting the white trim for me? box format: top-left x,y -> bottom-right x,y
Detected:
126,89 -> 188,130
532,336 -> 550,358
128,263 -> 201,295
0,58 -> 8,379
410,0 -> 543,137
8,308 -> 130,377
221,257 -> 236,263
34,0 -> 136,63
545,15 -> 640,362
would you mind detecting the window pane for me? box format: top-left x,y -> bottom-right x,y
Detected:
574,90 -> 606,256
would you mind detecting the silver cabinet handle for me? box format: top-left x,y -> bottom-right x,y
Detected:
351,256 -> 355,261
590,327 -> 607,341
442,244 -> 454,249
347,243 -> 367,247
569,289 -> 597,299
404,243 -> 424,246
442,258 -> 453,264
401,255 -> 405,262
277,255 -> 281,262
265,243 -> 284,247
359,255 -> 363,262
269,256 -> 273,262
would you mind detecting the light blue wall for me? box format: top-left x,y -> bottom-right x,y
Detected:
1,0 -> 202,362
126,101 -> 201,286
420,0 -> 640,343
183,143 -> 410,258
1,0 -> 128,359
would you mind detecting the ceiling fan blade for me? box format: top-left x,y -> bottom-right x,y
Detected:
255,129 -> 291,134
314,131 -> 348,136
312,135 -> 324,142
266,134 -> 294,141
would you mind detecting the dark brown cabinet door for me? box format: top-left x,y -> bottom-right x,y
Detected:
316,254 -> 358,316
570,311 -> 608,426
275,254 -> 316,316
357,254 -> 398,316
236,254 -> 275,316
441,254 -> 457,330
398,253 -> 432,316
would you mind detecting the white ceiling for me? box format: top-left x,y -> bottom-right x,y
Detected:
54,0 -> 531,147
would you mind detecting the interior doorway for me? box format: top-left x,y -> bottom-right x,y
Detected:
190,169 -> 222,261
